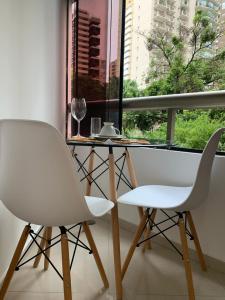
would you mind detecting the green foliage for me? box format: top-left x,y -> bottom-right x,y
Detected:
124,124 -> 167,143
123,80 -> 141,98
208,108 -> 225,121
144,9 -> 225,93
123,79 -> 167,132
122,10 -> 225,150
143,79 -> 173,95
174,111 -> 225,149
123,110 -> 167,132
125,111 -> 225,150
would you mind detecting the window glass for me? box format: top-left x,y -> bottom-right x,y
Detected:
122,0 -> 225,149
69,0 -> 124,136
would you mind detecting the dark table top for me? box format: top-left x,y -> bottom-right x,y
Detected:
66,139 -> 170,149
66,139 -> 225,155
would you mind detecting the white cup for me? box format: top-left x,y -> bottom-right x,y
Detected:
99,122 -> 120,137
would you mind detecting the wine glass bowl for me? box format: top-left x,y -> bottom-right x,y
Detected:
71,98 -> 86,137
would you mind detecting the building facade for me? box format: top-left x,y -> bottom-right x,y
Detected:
124,0 -> 154,87
124,0 -> 224,88
72,9 -> 101,80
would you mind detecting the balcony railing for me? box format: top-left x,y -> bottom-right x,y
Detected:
68,91 -> 225,145
123,90 -> 225,144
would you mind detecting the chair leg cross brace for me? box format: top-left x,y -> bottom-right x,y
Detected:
16,225 -> 45,268
122,210 -> 207,300
136,211 -> 197,258
74,150 -> 133,200
16,225 -> 93,280
0,223 -> 109,300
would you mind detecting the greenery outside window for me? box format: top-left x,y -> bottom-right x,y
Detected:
122,2 -> 225,150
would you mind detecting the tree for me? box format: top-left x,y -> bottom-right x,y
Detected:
123,79 -> 167,132
123,79 -> 141,98
144,10 -> 225,94
123,10 -> 225,145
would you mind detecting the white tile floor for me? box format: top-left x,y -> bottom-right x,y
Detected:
4,219 -> 225,300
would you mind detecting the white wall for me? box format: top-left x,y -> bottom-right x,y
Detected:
0,0 -> 67,276
0,0 -> 66,132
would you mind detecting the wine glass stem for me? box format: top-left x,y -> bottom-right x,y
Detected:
77,120 -> 81,136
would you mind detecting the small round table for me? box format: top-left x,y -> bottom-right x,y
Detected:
67,139 -> 169,300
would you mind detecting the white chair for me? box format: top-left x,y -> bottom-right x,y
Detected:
118,127 -> 225,300
0,119 -> 114,300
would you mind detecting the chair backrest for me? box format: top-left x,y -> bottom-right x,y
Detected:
179,127 -> 225,211
0,119 -> 92,226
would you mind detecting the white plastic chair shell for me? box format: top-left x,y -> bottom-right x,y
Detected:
118,128 -> 225,212
0,119 -> 114,226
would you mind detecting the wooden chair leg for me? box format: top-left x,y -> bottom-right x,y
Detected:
83,221 -> 109,288
61,229 -> 72,300
186,211 -> 207,272
178,216 -> 195,300
125,149 -> 151,252
44,227 -> 52,271
0,225 -> 30,299
142,209 -> 157,253
138,207 -> 152,251
33,227 -> 47,268
122,211 -> 148,280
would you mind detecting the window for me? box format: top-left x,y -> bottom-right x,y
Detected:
67,0 -> 125,137
122,0 -> 225,150
68,0 -> 225,150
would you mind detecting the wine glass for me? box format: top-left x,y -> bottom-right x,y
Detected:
71,98 -> 87,137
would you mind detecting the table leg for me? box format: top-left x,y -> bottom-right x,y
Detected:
109,148 -> 123,300
85,146 -> 95,196
84,147 -> 96,226
125,149 -> 152,251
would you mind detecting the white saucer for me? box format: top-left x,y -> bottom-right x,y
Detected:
91,134 -> 124,140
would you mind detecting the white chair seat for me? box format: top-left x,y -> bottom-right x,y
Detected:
85,196 -> 114,217
118,185 -> 193,210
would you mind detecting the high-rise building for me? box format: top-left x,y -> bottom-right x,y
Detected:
110,59 -> 120,78
72,9 -> 101,80
124,0 -> 153,87
123,0 -> 224,87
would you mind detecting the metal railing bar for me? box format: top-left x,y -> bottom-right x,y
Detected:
122,90 -> 225,111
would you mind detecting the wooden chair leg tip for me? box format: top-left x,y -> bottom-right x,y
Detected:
104,283 -> 109,289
